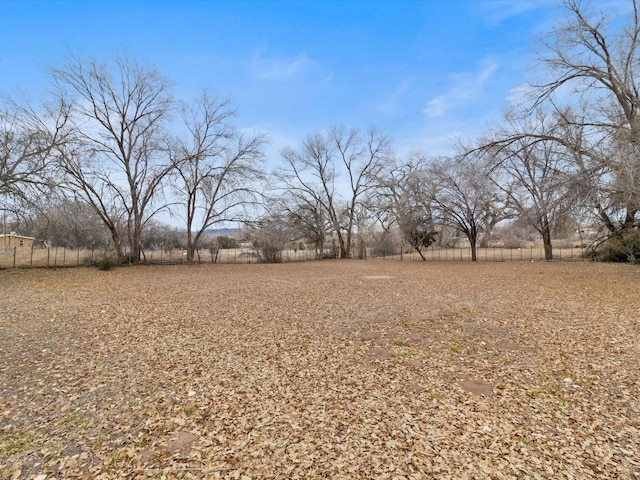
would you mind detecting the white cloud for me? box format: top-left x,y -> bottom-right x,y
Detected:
506,83 -> 535,107
375,77 -> 414,115
478,61 -> 498,83
477,0 -> 555,26
423,58 -> 499,118
424,96 -> 448,118
251,49 -> 315,81
244,122 -> 304,168
322,71 -> 335,86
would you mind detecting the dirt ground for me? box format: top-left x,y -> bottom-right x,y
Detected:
1,260 -> 639,479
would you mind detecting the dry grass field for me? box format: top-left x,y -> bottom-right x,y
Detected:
1,261 -> 639,479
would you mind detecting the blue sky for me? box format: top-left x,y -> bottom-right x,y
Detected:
1,0 -> 563,160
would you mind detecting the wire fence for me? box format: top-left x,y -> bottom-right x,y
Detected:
373,245 -> 592,262
0,244 -> 593,269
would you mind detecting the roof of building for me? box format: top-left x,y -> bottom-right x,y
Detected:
0,232 -> 36,240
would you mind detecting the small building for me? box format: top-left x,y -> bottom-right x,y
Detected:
1,232 -> 36,250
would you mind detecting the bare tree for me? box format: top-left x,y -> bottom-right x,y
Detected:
1,98 -> 69,219
487,112 -> 579,260
278,134 -> 337,257
278,126 -> 391,259
52,56 -> 174,262
403,212 -> 438,261
25,197 -> 110,248
272,195 -> 328,259
471,0 -> 640,262
525,0 -> 640,236
140,220 -> 184,252
429,154 -> 507,261
170,92 -> 265,263
350,198 -> 376,259
334,126 -> 392,258
371,152 -> 438,254
248,213 -> 295,263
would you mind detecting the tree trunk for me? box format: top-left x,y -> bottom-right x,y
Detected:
541,222 -> 553,261
131,242 -> 141,263
187,245 -> 197,264
623,209 -> 637,232
337,233 -> 347,259
358,237 -> 366,259
186,229 -> 195,264
110,230 -> 123,262
596,202 -> 618,234
469,236 -> 478,262
128,215 -> 143,263
345,231 -> 353,259
135,214 -> 145,263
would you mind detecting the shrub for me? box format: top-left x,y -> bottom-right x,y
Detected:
95,246 -> 118,270
501,237 -> 527,249
323,239 -> 340,259
598,230 -> 640,263
217,235 -> 237,249
96,255 -> 115,270
405,223 -> 438,261
258,242 -> 282,263
371,233 -> 397,257
371,245 -> 396,257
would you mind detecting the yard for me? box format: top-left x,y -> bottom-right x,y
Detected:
1,261 -> 639,479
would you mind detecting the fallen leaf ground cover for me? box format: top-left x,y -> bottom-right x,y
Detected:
1,260 -> 639,479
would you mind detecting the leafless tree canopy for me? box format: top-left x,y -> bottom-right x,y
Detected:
171,91 -> 265,263
276,126 -> 391,259
467,0 -> 640,261
52,56 -> 174,261
3,1 -> 640,263
429,155 -> 508,262
485,111 -> 580,260
0,98 -> 69,215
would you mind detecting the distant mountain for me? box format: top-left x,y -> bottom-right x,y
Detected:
204,228 -> 237,237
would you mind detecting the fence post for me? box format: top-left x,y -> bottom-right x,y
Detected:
47,247 -> 50,267
30,243 -> 34,267
13,246 -> 16,268
63,243 -> 67,266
